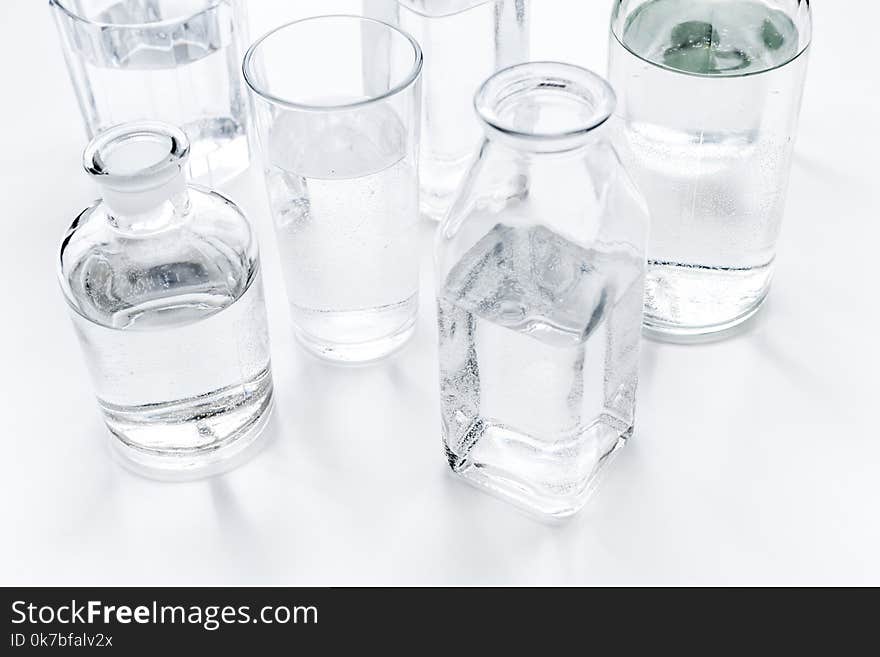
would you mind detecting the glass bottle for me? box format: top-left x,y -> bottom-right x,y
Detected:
436,63 -> 649,519
608,0 -> 812,340
58,121 -> 273,478
394,1 -> 530,221
50,0 -> 252,187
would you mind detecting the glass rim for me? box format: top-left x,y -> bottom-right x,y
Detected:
474,62 -> 617,146
609,1 -> 813,80
242,15 -> 424,113
83,121 -> 190,185
49,0 -> 224,29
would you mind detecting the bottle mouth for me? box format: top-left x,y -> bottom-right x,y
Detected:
84,122 -> 189,187
474,62 -> 617,151
83,122 -> 190,216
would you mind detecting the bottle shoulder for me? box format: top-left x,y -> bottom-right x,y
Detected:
62,185 -> 253,245
58,186 -> 259,328
436,140 -> 649,287
441,140 -> 648,240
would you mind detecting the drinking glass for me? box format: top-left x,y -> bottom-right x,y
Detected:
608,0 -> 812,340
393,1 -> 531,221
50,0 -> 251,187
244,16 -> 422,364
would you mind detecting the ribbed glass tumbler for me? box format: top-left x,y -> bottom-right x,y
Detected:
244,16 -> 423,364
51,0 -> 251,186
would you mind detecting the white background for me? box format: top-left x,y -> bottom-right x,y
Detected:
2,1 -> 878,586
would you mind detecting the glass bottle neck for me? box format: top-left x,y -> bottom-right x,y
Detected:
104,188 -> 191,233
482,121 -> 612,158
83,121 -> 192,233
475,62 -> 616,154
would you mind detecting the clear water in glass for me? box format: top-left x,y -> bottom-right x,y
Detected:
609,0 -> 810,337
56,0 -> 249,186
59,123 -> 272,476
439,224 -> 644,518
265,105 -> 420,362
397,0 -> 529,220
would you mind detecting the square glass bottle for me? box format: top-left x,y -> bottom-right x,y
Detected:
436,63 -> 649,518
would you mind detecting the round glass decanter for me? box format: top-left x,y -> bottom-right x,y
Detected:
58,122 -> 273,478
435,62 -> 649,519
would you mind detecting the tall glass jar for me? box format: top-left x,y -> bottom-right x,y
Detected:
58,121 -> 273,478
436,63 -> 649,519
50,0 -> 251,187
394,1 -> 530,221
608,0 -> 812,340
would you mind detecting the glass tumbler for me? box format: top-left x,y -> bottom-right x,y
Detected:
608,0 -> 812,340
436,63 -> 649,518
50,0 -> 251,187
58,121 -> 273,478
393,1 -> 531,221
244,16 -> 422,364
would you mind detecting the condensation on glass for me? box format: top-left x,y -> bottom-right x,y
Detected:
436,63 -> 649,519
244,16 -> 423,364
57,122 -> 273,478
50,0 -> 251,187
609,0 -> 812,340
391,1 -> 530,221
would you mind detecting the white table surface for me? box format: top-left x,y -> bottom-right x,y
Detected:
2,0 -> 878,586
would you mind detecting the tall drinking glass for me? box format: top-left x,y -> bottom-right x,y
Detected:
608,0 -> 812,340
394,1 -> 531,221
50,0 -> 251,187
244,16 -> 423,364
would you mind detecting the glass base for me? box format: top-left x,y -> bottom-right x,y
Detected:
420,170 -> 531,223
105,373 -> 274,481
187,130 -> 250,188
293,316 -> 417,365
420,185 -> 455,222
446,421 -> 629,521
642,259 -> 773,343
643,297 -> 766,343
419,149 -> 476,222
